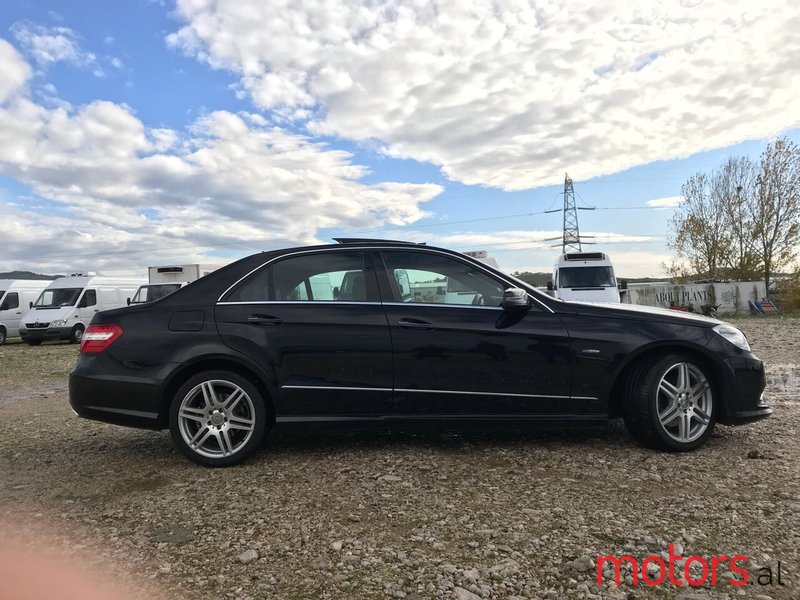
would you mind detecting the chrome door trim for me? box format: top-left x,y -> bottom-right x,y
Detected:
280,384 -> 596,401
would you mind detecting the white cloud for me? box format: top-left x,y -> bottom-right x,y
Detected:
168,0 -> 800,191
0,39 -> 31,103
11,22 -> 98,69
646,196 -> 684,208
0,38 -> 443,273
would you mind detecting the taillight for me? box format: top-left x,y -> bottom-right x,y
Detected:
80,324 -> 124,353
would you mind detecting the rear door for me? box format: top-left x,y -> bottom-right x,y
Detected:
378,250 -> 589,417
1,292 -> 22,336
215,250 -> 394,418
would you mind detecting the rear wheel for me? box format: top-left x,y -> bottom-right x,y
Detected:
0,327 -> 6,345
169,371 -> 268,467
624,354 -> 716,451
69,324 -> 85,344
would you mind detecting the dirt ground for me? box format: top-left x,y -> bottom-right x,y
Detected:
1,317 -> 798,600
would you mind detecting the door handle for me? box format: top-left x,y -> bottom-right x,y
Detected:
397,318 -> 434,330
248,314 -> 283,326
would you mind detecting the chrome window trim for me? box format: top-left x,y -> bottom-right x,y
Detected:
280,384 -> 596,401
218,301 -> 383,306
217,245 -> 554,313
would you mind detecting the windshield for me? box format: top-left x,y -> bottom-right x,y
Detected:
559,266 -> 615,288
131,283 -> 181,303
33,287 -> 83,308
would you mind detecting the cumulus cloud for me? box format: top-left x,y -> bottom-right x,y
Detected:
0,38 -> 442,272
168,0 -> 800,190
0,40 -> 31,103
11,21 -> 98,69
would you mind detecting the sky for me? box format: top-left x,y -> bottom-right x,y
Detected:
1,0 -> 799,278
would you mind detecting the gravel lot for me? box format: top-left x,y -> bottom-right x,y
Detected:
1,318 -> 799,600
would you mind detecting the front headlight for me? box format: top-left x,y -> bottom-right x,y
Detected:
713,324 -> 750,351
51,319 -> 68,327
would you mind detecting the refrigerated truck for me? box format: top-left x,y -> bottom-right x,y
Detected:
128,264 -> 219,305
0,279 -> 51,345
20,275 -> 146,345
550,252 -> 623,303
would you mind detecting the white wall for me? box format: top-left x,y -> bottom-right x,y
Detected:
625,282 -> 767,316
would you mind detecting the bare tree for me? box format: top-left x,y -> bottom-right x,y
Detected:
713,157 -> 761,280
754,138 -> 800,292
667,172 -> 733,279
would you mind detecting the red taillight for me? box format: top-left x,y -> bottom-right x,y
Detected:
80,324 -> 124,353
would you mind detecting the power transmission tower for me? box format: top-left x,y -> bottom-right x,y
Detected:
562,173 -> 582,253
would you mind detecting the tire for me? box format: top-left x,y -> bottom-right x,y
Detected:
25,339 -> 43,346
69,324 -> 85,344
623,353 -> 716,452
0,328 -> 6,345
169,371 -> 268,467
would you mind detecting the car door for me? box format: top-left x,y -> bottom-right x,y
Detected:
1,292 -> 22,336
378,250 -> 594,417
76,289 -> 98,325
215,250 -> 394,418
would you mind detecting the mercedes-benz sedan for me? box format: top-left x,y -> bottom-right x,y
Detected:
69,239 -> 771,466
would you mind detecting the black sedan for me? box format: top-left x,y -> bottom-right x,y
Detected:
69,239 -> 771,466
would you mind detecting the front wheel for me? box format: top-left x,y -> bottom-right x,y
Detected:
169,371 -> 268,467
69,324 -> 85,344
624,354 -> 716,452
0,328 -> 6,345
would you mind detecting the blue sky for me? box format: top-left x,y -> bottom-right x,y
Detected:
1,0 -> 798,277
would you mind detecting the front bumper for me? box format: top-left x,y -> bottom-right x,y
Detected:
718,354 -> 772,425
19,326 -> 72,342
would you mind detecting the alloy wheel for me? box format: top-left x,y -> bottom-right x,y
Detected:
656,362 -> 713,443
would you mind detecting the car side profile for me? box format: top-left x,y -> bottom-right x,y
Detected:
69,239 -> 771,466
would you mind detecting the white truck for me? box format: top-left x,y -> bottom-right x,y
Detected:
548,252 -> 624,303
20,274 -> 146,345
0,279 -> 51,345
128,264 -> 218,305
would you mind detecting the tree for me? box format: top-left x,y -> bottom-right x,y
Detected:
714,157 -> 761,280
667,171 -> 733,280
753,138 -> 800,292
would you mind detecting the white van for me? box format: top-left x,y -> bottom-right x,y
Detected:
129,264 -> 219,305
0,279 -> 51,345
549,252 -> 623,303
19,275 -> 146,345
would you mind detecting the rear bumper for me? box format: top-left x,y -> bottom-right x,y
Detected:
19,326 -> 72,341
69,366 -> 165,430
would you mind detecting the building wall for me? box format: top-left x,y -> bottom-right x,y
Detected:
625,282 -> 766,316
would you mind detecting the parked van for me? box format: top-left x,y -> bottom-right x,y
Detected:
549,252 -> 624,303
0,279 -> 51,345
128,264 -> 219,305
19,275 -> 145,345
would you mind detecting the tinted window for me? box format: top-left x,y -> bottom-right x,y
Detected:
382,251 -> 505,306
224,251 -> 373,303
273,252 -> 370,302
3,292 -> 18,309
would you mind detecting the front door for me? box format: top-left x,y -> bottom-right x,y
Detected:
216,250 -> 394,418
378,250 -> 589,417
1,292 -> 21,337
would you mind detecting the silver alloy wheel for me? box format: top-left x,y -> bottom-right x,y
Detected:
656,362 -> 713,443
177,379 -> 256,459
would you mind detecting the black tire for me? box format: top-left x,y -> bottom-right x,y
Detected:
0,328 -> 6,345
623,353 -> 716,452
169,370 -> 269,467
25,339 -> 43,346
69,324 -> 85,344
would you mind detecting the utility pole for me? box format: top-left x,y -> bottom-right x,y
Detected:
562,173 -> 582,253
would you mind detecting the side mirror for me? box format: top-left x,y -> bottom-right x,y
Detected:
127,298 -> 131,306
546,281 -> 553,291
29,301 -> 33,308
618,279 -> 628,290
501,287 -> 531,310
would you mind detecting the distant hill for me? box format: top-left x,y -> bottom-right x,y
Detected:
0,271 -> 62,280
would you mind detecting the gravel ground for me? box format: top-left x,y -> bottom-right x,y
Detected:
1,319 -> 798,600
